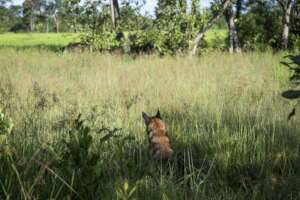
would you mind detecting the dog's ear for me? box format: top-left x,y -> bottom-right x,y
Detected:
142,112 -> 150,125
155,109 -> 161,119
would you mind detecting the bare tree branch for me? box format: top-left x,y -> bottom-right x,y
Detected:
191,0 -> 232,56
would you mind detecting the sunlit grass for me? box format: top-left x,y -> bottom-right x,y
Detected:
0,33 -> 80,50
0,30 -> 227,52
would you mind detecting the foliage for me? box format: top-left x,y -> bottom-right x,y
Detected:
1,0 -> 300,53
116,180 -> 137,200
81,0 -> 208,55
0,2 -> 22,33
237,1 -> 282,50
282,55 -> 300,85
237,0 -> 300,51
55,113 -> 121,199
81,31 -> 121,52
124,30 -> 156,54
281,54 -> 300,120
0,108 -> 13,143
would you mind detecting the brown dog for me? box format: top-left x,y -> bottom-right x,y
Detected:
142,110 -> 173,159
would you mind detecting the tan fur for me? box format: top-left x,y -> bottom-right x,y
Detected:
143,113 -> 173,159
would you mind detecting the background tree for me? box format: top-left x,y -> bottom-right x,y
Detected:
110,0 -> 120,29
191,0 -> 232,55
0,0 -> 12,32
295,0 -> 300,32
237,0 -> 282,50
63,0 -> 81,32
277,0 -> 293,49
156,0 -> 177,20
23,0 -> 41,32
224,2 -> 241,53
53,0 -> 63,32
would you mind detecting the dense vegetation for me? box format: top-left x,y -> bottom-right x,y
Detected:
0,30 -> 227,51
1,0 -> 300,54
0,49 -> 300,199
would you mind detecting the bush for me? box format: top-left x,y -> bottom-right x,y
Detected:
237,10 -> 281,51
81,31 -> 121,52
80,9 -> 203,55
124,30 -> 156,54
0,108 -> 13,144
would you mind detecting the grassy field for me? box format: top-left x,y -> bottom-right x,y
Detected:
0,49 -> 300,199
0,30 -> 227,51
0,33 -> 80,51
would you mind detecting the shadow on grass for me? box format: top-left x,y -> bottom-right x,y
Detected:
159,108 -> 300,199
1,103 -> 300,199
0,44 -> 65,52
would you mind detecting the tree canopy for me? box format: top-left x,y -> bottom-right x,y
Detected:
0,0 -> 299,54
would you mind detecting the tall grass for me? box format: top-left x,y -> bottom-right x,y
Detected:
0,49 -> 299,199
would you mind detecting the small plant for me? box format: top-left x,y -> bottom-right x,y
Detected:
281,55 -> 300,120
116,179 -> 137,200
59,113 -> 122,198
0,107 -> 13,144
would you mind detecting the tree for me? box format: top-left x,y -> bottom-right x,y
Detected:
53,0 -> 63,32
0,0 -> 12,32
191,0 -> 200,16
277,0 -> 293,49
224,3 -> 241,52
156,0 -> 177,19
63,0 -> 81,32
23,0 -> 41,32
40,0 -> 53,32
178,0 -> 187,14
296,0 -> 300,32
110,0 -> 120,28
191,0 -> 232,55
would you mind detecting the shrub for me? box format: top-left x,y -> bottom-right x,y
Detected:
237,10 -> 281,51
81,31 -> 121,52
0,108 -> 13,144
124,30 -> 156,54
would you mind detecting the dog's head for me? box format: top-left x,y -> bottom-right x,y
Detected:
142,110 -> 165,133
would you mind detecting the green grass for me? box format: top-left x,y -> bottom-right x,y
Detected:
0,30 -> 227,52
0,33 -> 80,51
0,49 -> 299,199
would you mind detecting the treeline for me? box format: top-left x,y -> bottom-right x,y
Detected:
0,0 -> 300,54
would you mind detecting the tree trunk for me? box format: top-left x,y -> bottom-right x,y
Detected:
282,4 -> 291,49
46,17 -> 49,33
56,20 -> 60,33
191,0 -> 232,56
110,0 -> 120,29
296,0 -> 300,33
54,15 -> 60,33
30,13 -> 35,32
56,21 -> 60,33
233,27 -> 241,53
278,0 -> 292,49
225,6 -> 234,53
297,0 -> 300,17
225,5 -> 241,53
